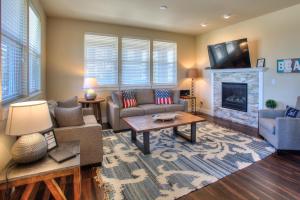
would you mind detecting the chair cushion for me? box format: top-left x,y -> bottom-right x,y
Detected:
57,96 -> 78,108
285,106 -> 300,118
122,90 -> 137,108
138,104 -> 166,114
54,106 -> 84,127
120,107 -> 145,118
83,115 -> 98,125
164,104 -> 185,112
135,89 -> 155,105
259,118 -> 276,135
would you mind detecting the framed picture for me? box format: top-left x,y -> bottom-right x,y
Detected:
256,58 -> 265,68
277,58 -> 300,73
43,130 -> 58,151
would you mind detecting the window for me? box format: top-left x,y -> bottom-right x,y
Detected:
121,38 -> 150,86
29,6 -> 41,94
84,34 -> 118,87
153,41 -> 177,86
1,0 -> 28,102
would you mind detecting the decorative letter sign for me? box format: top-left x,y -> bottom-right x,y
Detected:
277,58 -> 300,73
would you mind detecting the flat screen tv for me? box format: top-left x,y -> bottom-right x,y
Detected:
208,38 -> 251,69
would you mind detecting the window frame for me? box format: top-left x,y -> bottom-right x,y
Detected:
83,33 -> 178,90
0,0 -> 42,105
120,36 -> 151,88
84,32 -> 119,88
152,40 -> 178,87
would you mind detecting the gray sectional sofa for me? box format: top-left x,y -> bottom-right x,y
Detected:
107,89 -> 188,131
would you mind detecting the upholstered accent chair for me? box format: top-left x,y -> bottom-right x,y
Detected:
259,96 -> 300,151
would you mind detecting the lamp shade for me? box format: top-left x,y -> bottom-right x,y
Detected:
83,77 -> 98,89
187,68 -> 201,79
5,101 -> 52,136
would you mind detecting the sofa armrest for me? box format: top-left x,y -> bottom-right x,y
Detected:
276,117 -> 300,150
259,109 -> 285,119
179,99 -> 188,112
107,99 -> 120,130
54,124 -> 103,165
82,107 -> 94,116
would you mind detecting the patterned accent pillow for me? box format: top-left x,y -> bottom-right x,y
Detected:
285,106 -> 300,118
122,90 -> 137,108
155,89 -> 173,105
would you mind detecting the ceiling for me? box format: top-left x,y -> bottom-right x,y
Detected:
40,0 -> 300,35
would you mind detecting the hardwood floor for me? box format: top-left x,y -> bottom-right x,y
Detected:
4,114 -> 300,200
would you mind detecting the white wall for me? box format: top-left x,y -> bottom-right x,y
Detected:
196,4 -> 300,114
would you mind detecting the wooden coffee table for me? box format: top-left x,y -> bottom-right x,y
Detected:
123,112 -> 205,154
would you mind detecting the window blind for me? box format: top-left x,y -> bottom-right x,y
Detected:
121,38 -> 150,86
85,34 -> 118,87
1,0 -> 28,102
29,6 -> 41,94
153,41 -> 177,86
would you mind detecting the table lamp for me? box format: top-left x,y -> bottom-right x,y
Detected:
5,101 -> 53,164
83,77 -> 98,100
187,68 -> 201,97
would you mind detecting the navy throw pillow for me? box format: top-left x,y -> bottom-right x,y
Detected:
285,106 -> 300,118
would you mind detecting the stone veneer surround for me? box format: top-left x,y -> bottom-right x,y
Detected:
210,68 -> 266,128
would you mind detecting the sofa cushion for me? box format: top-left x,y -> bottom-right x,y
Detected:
259,118 -> 276,135
54,106 -> 84,127
135,89 -> 155,105
285,105 -> 300,118
112,91 -> 123,108
164,104 -> 185,112
83,115 -> 98,125
138,104 -> 166,114
122,90 -> 137,108
120,107 -> 145,118
155,89 -> 173,104
57,96 -> 78,108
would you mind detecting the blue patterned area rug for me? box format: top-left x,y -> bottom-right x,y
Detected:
96,122 -> 275,200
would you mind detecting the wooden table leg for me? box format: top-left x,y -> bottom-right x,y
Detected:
59,177 -> 67,194
44,179 -> 66,200
143,132 -> 150,154
20,183 -> 35,200
96,102 -> 102,124
73,167 -> 81,200
42,188 -> 51,200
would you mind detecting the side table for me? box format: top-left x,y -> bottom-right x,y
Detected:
78,97 -> 105,124
0,142 -> 81,200
180,96 -> 197,113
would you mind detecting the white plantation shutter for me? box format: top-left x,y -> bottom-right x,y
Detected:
29,6 -> 41,94
1,0 -> 28,102
153,41 -> 177,85
121,38 -> 150,86
85,34 -> 118,87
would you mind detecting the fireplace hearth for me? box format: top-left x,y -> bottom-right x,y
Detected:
222,82 -> 247,112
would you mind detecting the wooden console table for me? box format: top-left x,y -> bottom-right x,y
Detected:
79,97 -> 105,124
0,142 -> 81,200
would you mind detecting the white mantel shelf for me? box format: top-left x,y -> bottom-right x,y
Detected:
206,67 -> 268,73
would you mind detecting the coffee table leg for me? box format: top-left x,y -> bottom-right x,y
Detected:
191,122 -> 196,143
143,132 -> 150,154
131,130 -> 137,141
173,126 -> 178,134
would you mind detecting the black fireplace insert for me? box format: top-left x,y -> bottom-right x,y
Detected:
222,82 -> 248,112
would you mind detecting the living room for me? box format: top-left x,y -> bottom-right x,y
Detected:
0,0 -> 300,199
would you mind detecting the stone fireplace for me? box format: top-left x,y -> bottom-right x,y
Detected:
222,82 -> 248,112
211,68 -> 266,128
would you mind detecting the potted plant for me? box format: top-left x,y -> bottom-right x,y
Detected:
265,99 -> 277,109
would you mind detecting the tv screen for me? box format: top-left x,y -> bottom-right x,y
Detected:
208,38 -> 251,69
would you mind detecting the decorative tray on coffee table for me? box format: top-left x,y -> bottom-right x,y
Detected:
152,113 -> 180,122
